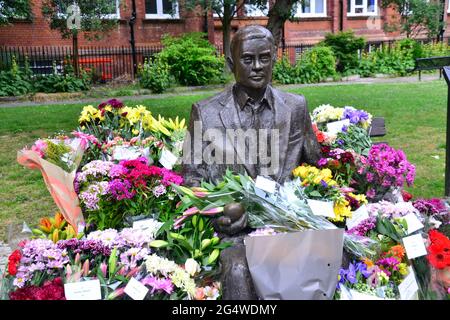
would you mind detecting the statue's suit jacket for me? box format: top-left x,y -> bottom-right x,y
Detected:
181,84 -> 321,186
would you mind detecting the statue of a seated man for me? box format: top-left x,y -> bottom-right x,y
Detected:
182,25 -> 321,299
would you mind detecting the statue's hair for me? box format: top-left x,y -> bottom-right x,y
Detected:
230,25 -> 275,59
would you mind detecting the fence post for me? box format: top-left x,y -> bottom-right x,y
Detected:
443,66 -> 450,196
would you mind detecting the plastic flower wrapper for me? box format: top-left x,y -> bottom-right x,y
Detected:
172,171 -> 378,258
17,136 -> 86,233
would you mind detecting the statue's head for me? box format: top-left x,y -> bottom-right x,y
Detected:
228,25 -> 276,91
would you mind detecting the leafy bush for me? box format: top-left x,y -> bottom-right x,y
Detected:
138,57 -> 171,93
422,41 -> 450,57
158,32 -> 225,86
322,31 -> 365,74
358,41 -> 416,77
0,57 -> 33,97
34,71 -> 91,94
273,46 -> 336,84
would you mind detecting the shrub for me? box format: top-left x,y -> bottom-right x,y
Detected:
322,31 -> 365,73
358,40 -> 416,77
158,32 -> 225,86
273,56 -> 297,84
138,57 -> 171,93
273,46 -> 336,84
422,41 -> 450,57
0,56 -> 33,97
33,62 -> 91,93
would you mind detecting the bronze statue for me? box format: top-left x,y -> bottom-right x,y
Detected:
181,25 -> 321,299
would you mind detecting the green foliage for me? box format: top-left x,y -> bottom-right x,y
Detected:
332,126 -> 372,156
138,58 -> 171,94
158,32 -> 225,86
382,0 -> 444,39
33,63 -> 91,93
273,46 -> 336,84
41,0 -> 120,40
0,56 -> 33,96
322,31 -> 366,73
422,42 -> 450,57
0,0 -> 31,25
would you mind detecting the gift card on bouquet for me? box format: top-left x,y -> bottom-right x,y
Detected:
112,146 -> 142,161
245,229 -> 344,300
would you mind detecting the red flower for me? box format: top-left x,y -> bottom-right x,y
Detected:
312,124 -> 325,143
7,249 -> 22,276
401,190 -> 413,202
427,230 -> 450,269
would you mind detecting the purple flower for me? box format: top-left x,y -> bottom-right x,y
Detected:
142,276 -> 174,295
412,198 -> 447,215
317,158 -> 328,167
107,99 -> 124,109
152,185 -> 167,198
346,216 -> 376,237
108,179 -> 135,200
342,107 -> 369,125
346,263 -> 357,284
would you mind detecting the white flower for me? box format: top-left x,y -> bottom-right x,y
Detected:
184,258 -> 200,277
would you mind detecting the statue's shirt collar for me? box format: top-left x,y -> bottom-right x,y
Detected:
232,84 -> 274,112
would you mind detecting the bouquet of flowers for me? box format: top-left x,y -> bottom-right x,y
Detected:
75,157 -> 183,230
31,212 -> 83,242
311,105 -> 372,130
172,171 -> 378,258
311,105 -> 373,155
352,143 -> 416,202
292,163 -> 368,224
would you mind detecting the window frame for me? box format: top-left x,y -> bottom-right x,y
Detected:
145,0 -> 180,19
347,0 -> 378,17
244,1 -> 269,17
294,0 -> 327,18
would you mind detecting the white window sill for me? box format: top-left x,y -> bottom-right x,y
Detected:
145,14 -> 179,19
294,14 -> 328,18
347,12 -> 377,17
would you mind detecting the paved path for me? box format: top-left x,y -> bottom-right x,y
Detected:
0,74 -> 442,109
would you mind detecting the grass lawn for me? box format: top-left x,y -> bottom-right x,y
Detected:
0,81 -> 447,241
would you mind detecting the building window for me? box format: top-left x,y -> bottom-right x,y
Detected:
56,0 -> 120,19
244,1 -> 269,17
347,0 -> 377,16
101,0 -> 121,19
145,0 -> 179,19
294,0 -> 327,17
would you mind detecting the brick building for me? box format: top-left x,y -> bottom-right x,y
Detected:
2,0 -> 450,48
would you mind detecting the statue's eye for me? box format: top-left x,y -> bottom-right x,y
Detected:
243,57 -> 252,64
260,55 -> 270,63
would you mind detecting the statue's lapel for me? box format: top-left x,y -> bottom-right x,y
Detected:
219,89 -> 254,175
272,89 -> 291,182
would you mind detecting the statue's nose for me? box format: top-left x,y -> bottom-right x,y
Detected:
253,59 -> 262,70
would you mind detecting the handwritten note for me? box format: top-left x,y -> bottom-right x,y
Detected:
255,176 -> 277,194
159,149 -> 178,170
112,146 -> 141,161
64,279 -> 102,300
398,267 -> 419,300
402,234 -> 427,259
346,205 -> 369,230
403,213 -> 424,235
124,277 -> 149,300
326,119 -> 350,135
307,199 -> 335,218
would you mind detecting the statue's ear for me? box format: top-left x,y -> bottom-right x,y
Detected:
226,56 -> 234,72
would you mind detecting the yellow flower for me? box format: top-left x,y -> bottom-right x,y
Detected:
333,199 -> 351,222
398,263 -> 408,276
79,105 -> 101,123
293,165 -> 309,179
319,168 -> 333,182
349,193 -> 368,205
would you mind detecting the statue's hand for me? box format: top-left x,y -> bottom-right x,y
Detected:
213,203 -> 248,236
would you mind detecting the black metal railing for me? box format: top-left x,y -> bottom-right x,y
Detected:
1,37 -> 448,80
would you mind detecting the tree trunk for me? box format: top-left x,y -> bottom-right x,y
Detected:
73,31 -> 80,77
222,3 -> 232,61
266,0 -> 296,48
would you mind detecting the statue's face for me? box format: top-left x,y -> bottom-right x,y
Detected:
231,37 -> 274,90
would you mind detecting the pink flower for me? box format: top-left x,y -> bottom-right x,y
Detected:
31,139 -> 47,157
142,276 -> 174,295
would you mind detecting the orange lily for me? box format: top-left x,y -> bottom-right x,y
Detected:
54,212 -> 65,229
39,217 -> 52,233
